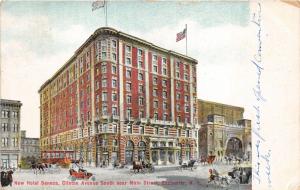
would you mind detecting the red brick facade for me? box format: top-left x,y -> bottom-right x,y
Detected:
39,27 -> 199,166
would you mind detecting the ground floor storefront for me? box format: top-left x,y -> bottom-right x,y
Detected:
41,134 -> 198,166
0,152 -> 20,169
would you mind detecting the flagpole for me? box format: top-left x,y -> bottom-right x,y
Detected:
105,0 -> 108,27
185,24 -> 187,56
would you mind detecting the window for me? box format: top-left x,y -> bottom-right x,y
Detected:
176,72 -> 180,78
164,128 -> 169,136
162,80 -> 167,87
13,124 -> 18,132
139,97 -> 144,106
162,91 -> 167,99
153,65 -> 158,73
125,45 -> 131,54
126,109 -> 132,119
176,82 -> 180,89
112,53 -> 117,61
112,79 -> 117,88
112,65 -> 117,74
176,104 -> 181,111
184,85 -> 189,91
1,123 -> 8,132
163,68 -> 167,75
139,111 -> 144,119
153,77 -> 158,85
185,105 -> 189,113
112,40 -> 117,48
1,138 -> 8,147
176,61 -> 180,68
163,102 -> 167,110
177,129 -> 181,137
112,93 -> 117,101
126,58 -> 131,65
139,126 -> 144,134
127,95 -> 132,104
102,79 -> 107,87
153,89 -> 158,96
184,95 -> 189,102
112,107 -> 118,116
102,92 -> 107,101
138,85 -> 144,93
102,106 -> 108,115
162,57 -> 167,64
154,113 -> 158,120
176,93 -> 181,100
138,61 -> 143,68
127,125 -> 132,134
152,55 -> 157,62
177,116 -> 181,122
163,114 -> 167,121
138,49 -> 143,57
126,69 -> 131,78
184,73 -> 189,80
126,82 -> 131,91
153,101 -> 158,109
102,139 -> 107,146
138,73 -> 143,80
186,130 -> 190,137
113,139 -> 118,146
155,128 -> 159,135
101,52 -> 107,59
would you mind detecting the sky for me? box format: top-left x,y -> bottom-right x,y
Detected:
0,1 -> 253,138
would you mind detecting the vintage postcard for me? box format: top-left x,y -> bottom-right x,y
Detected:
0,1 -> 299,190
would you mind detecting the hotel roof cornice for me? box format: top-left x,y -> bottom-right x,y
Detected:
38,27 -> 198,93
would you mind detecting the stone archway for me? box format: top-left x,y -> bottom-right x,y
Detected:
225,137 -> 243,157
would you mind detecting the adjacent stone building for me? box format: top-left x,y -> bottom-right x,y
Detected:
20,130 -> 40,159
198,99 -> 251,160
0,99 -> 22,169
39,27 -> 199,166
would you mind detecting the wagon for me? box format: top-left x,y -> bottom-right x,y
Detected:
69,169 -> 96,181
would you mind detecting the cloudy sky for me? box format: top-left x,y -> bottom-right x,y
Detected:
1,1 -> 254,137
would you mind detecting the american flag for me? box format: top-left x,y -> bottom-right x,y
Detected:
92,0 -> 105,11
176,28 -> 186,42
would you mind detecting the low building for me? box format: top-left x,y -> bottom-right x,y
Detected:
0,99 -> 22,169
198,99 -> 251,161
20,130 -> 40,159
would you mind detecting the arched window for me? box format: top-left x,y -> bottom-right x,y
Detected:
126,140 -> 134,149
113,139 -> 118,146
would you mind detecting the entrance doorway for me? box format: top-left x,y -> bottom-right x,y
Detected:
226,137 -> 243,157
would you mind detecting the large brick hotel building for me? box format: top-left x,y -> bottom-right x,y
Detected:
39,27 -> 199,166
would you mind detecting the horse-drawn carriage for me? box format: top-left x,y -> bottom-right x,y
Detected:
200,155 -> 216,165
69,169 -> 95,181
178,160 -> 198,171
132,161 -> 155,173
207,164 -> 252,187
68,160 -> 95,181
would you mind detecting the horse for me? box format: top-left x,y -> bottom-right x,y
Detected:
132,161 -> 144,173
207,156 -> 216,165
1,170 -> 13,187
32,163 -> 46,174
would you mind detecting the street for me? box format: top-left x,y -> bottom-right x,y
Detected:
2,163 -> 251,190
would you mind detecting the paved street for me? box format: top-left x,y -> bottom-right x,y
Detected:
1,163 -> 251,190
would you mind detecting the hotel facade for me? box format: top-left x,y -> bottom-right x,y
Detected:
39,27 -> 199,166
